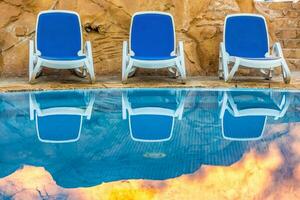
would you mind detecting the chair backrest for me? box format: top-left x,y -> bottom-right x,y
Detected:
36,11 -> 82,58
130,12 -> 175,58
224,14 -> 269,58
223,111 -> 266,141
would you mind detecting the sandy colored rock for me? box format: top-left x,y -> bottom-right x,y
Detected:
15,26 -> 27,36
0,0 -> 299,78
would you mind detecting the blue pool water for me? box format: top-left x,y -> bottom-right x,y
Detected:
0,88 -> 299,194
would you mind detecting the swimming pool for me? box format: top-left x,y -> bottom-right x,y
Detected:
0,88 -> 299,199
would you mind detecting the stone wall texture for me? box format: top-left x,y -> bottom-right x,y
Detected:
0,0 -> 299,78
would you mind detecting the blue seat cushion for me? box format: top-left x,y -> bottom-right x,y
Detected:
130,13 -> 175,59
223,110 -> 265,140
37,114 -> 81,142
225,15 -> 269,58
37,12 -> 82,58
40,55 -> 86,61
131,55 -> 176,61
130,115 -> 173,141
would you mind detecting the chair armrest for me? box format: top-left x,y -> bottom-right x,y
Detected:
123,41 -> 129,57
220,42 -> 229,58
29,40 -> 34,52
219,91 -> 228,119
174,90 -> 186,120
272,42 -> 284,58
277,94 -> 291,119
85,41 -> 93,59
29,40 -> 38,60
177,41 -> 184,56
29,93 -> 35,121
85,92 -> 95,120
121,92 -> 128,120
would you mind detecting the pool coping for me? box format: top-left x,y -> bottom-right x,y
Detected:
1,75 -> 300,93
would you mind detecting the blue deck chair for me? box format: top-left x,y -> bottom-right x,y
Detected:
29,10 -> 95,83
219,90 -> 290,141
122,12 -> 186,83
219,14 -> 291,83
29,91 -> 95,143
122,90 -> 186,142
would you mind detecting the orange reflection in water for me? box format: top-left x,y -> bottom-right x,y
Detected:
80,144 -> 283,200
1,142 -> 298,200
1,123 -> 300,199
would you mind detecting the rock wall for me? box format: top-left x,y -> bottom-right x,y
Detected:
0,0 -> 299,78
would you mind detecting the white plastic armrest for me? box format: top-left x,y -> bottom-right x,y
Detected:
123,41 -> 128,51
278,94 -> 286,110
278,94 -> 290,119
123,41 -> 130,58
122,92 -> 127,120
85,41 -> 93,59
177,41 -> 184,55
122,41 -> 129,81
220,42 -> 230,58
30,40 -> 41,57
85,93 -> 96,120
29,40 -> 34,52
219,92 -> 228,119
174,91 -> 186,120
124,41 -> 130,59
29,40 -> 38,56
227,93 -> 242,115
29,94 -> 35,121
272,42 -> 284,58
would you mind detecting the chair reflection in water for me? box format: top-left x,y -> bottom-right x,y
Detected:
219,90 -> 290,141
29,91 -> 95,143
122,90 -> 186,142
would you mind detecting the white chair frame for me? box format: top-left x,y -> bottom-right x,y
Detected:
122,90 -> 186,142
122,11 -> 186,83
219,14 -> 291,83
219,90 -> 290,141
29,92 -> 95,143
29,10 -> 95,83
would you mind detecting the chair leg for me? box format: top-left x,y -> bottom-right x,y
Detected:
73,67 -> 87,78
85,60 -> 95,83
268,68 -> 274,80
122,41 -> 130,83
260,68 -> 274,80
28,40 -> 35,82
29,94 -> 34,121
219,49 -> 223,79
176,59 -> 186,84
226,60 -> 240,82
122,60 -> 133,83
178,41 -> 186,83
29,59 -> 42,83
221,57 -> 230,82
121,92 -> 127,120
128,67 -> 137,78
168,67 -> 178,78
219,92 -> 228,119
281,59 -> 291,84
